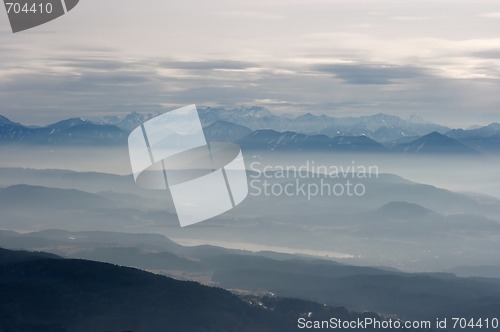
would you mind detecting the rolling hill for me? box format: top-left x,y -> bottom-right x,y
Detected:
0,247 -> 389,332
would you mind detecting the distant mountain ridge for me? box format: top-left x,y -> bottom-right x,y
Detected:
392,132 -> 479,154
0,115 -> 21,126
239,129 -> 387,152
317,112 -> 449,142
446,123 -> 500,154
94,106 -> 450,141
0,116 -> 127,146
203,120 -> 253,142
1,109 -> 498,154
447,123 -> 500,139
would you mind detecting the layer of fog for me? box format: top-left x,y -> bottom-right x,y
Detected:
1,147 -> 500,272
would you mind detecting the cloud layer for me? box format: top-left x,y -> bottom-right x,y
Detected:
1,0 -> 500,127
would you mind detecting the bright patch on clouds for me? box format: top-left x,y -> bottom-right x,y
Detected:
389,16 -> 429,21
217,10 -> 285,20
480,12 -> 500,18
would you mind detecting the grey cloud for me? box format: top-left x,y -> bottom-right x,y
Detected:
78,71 -> 154,85
54,58 -> 129,70
1,70 -> 156,92
161,60 -> 258,71
0,59 -> 168,123
312,63 -> 428,84
1,55 -> 500,127
470,49 -> 500,59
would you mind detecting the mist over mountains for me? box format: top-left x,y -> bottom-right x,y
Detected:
1,107 -> 500,329
1,167 -> 500,272
1,107 -> 499,154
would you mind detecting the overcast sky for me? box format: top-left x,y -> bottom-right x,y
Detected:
1,0 -> 500,127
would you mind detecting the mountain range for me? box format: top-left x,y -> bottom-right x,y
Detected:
2,231 -> 500,324
238,129 -> 387,152
0,116 -> 127,145
1,107 -> 499,154
392,132 -> 479,154
446,123 -> 500,154
95,107 -> 450,142
1,247 -> 395,332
